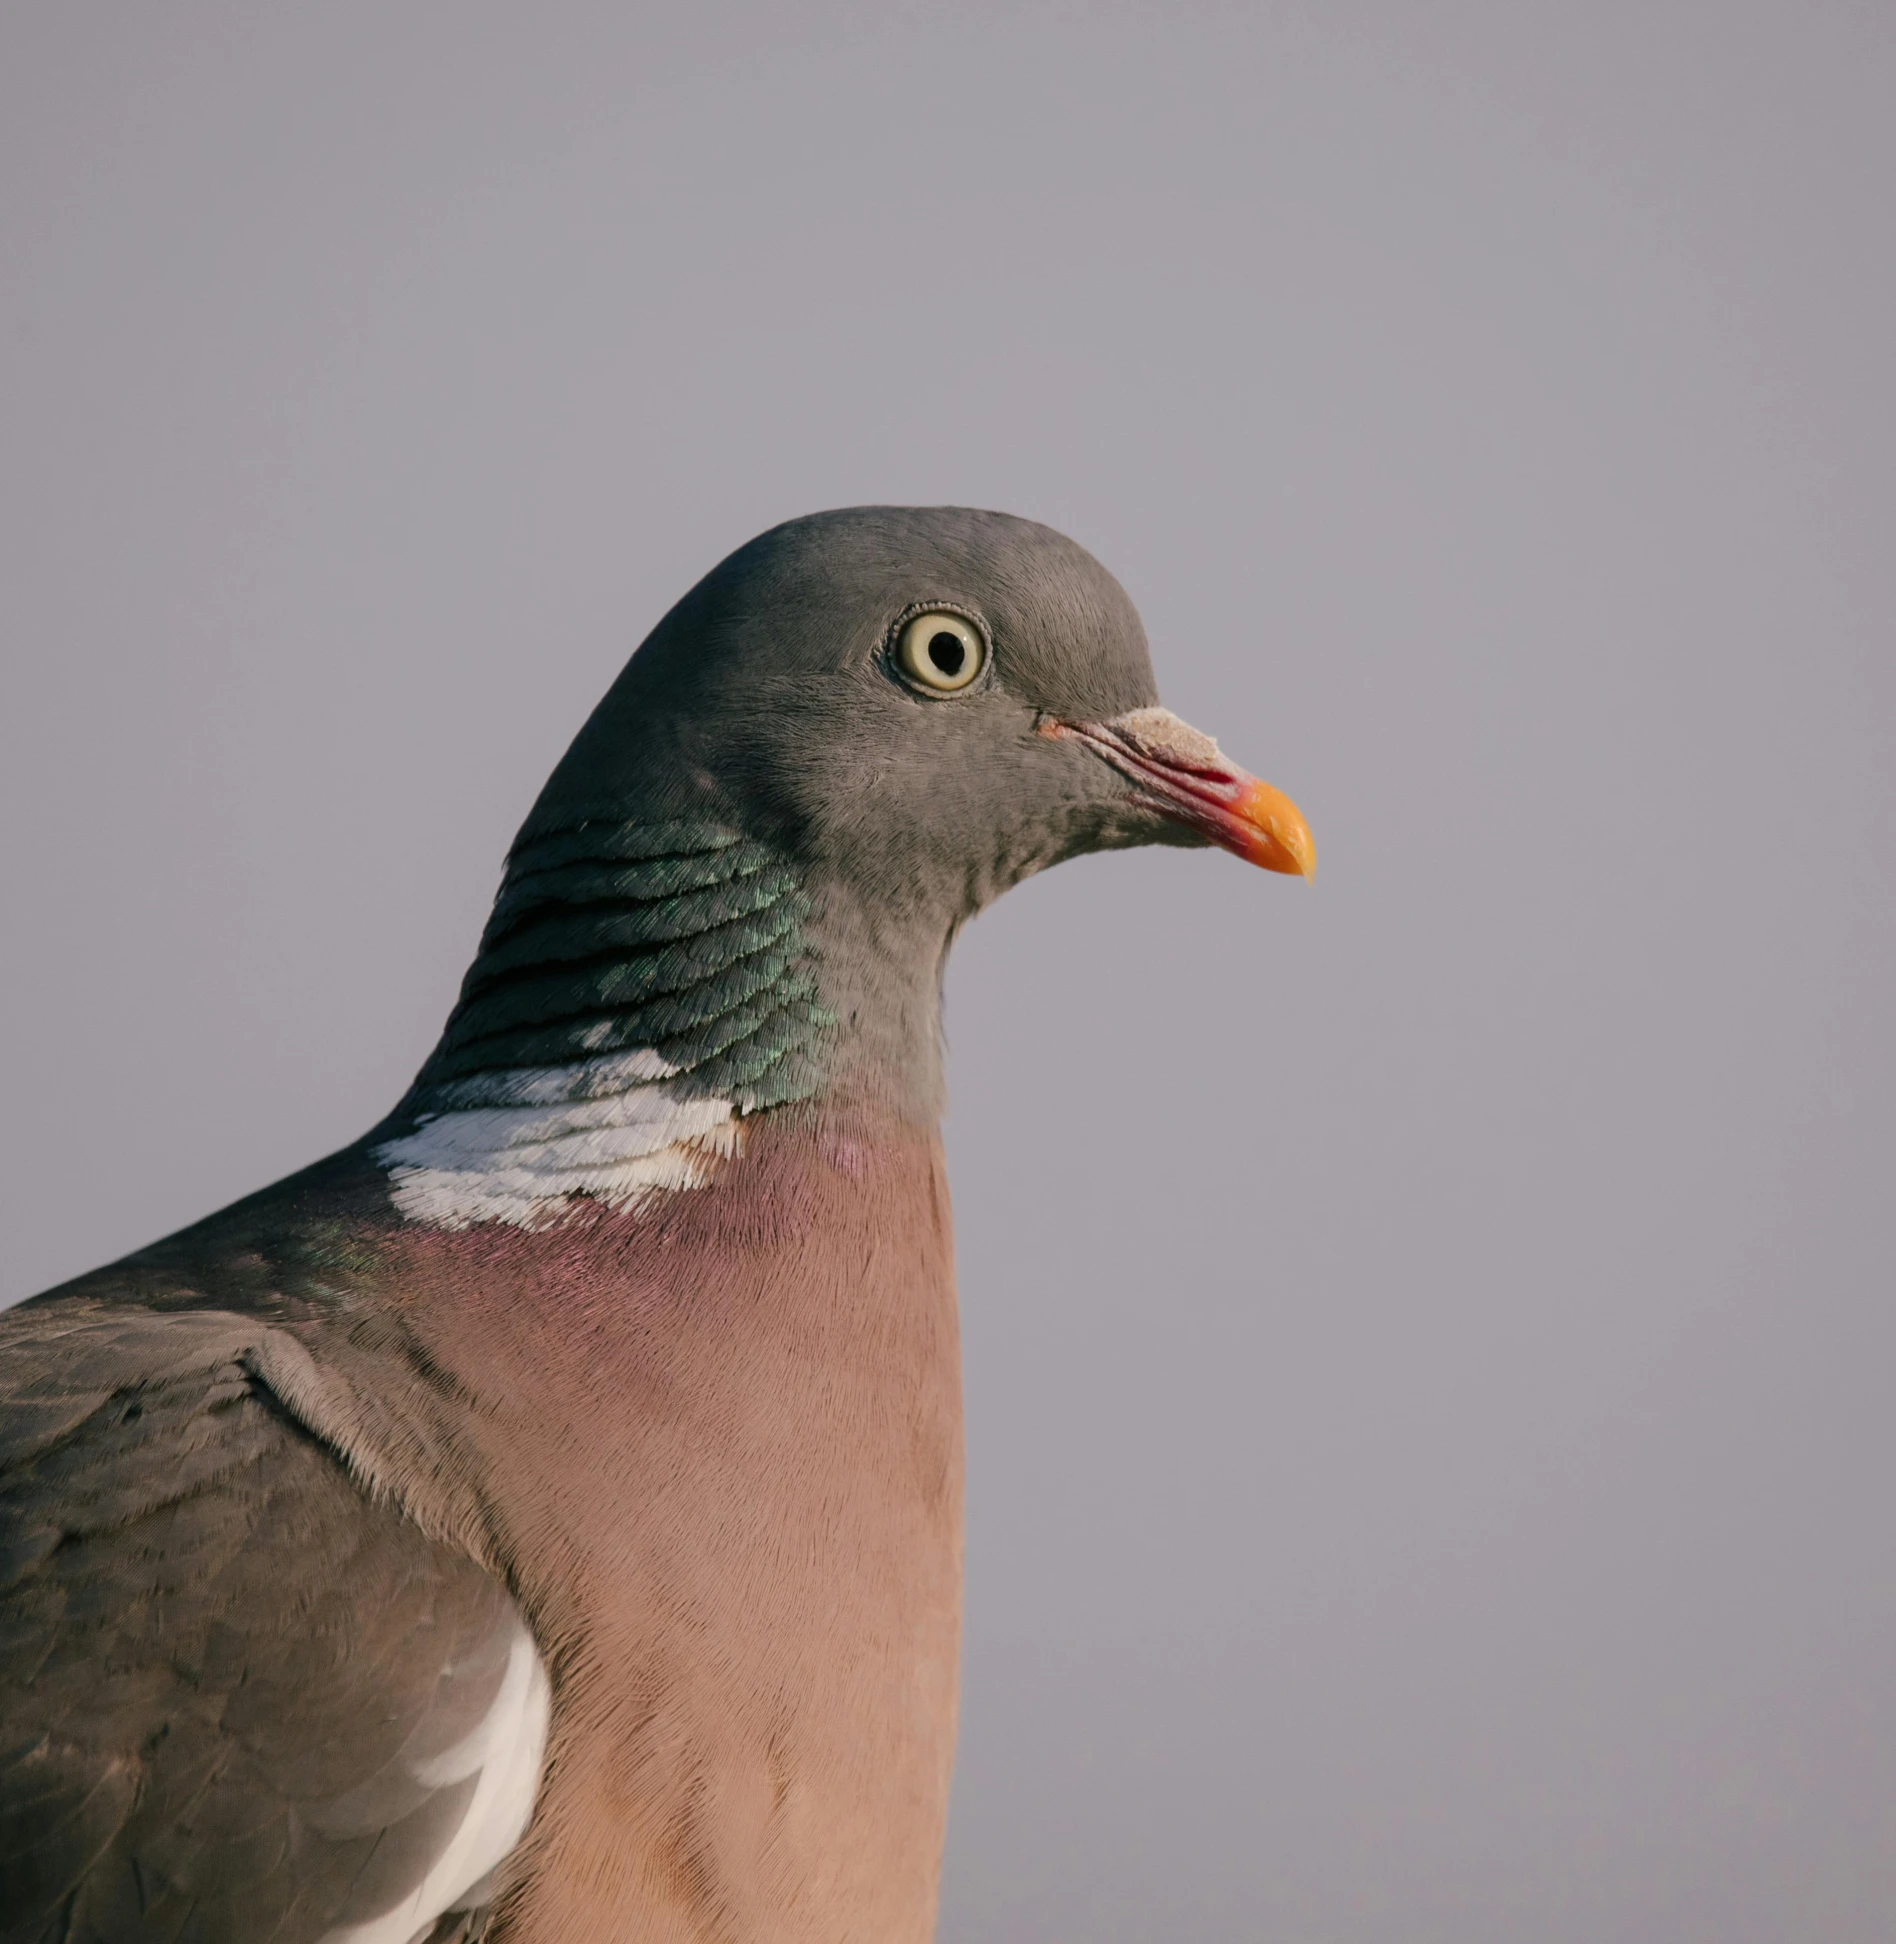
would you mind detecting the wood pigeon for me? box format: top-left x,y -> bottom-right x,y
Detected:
0,507 -> 1313,1943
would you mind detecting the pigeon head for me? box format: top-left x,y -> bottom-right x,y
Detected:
546,503 -> 1307,911
384,507 -> 1311,1222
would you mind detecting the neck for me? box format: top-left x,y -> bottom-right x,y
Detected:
802,876 -> 951,1121
372,804 -> 949,1228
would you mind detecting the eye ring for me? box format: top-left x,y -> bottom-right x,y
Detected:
892,608 -> 988,694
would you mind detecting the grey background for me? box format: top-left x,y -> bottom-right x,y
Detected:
3,5 -> 1891,1937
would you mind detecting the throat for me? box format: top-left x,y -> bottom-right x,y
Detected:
375,812 -> 836,1230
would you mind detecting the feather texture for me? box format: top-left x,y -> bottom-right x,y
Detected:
375,818 -> 834,1230
0,1308 -> 548,1944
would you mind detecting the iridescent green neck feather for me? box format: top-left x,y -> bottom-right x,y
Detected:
418,807 -> 834,1113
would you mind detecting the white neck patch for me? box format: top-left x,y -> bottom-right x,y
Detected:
372,1048 -> 739,1230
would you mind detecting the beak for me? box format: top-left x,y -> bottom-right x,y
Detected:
1043,705 -> 1316,879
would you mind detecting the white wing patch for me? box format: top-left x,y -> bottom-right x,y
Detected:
374,1049 -> 739,1229
320,1612 -> 553,1944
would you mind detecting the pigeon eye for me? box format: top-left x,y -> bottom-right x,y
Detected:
895,611 -> 986,694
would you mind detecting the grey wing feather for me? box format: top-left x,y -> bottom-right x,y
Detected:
0,1305 -> 547,1944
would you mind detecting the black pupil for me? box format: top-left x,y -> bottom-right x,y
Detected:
927,631 -> 966,678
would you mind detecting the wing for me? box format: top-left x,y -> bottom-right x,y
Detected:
0,1305 -> 550,1944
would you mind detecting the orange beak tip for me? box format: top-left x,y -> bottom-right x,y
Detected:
1236,780 -> 1317,880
